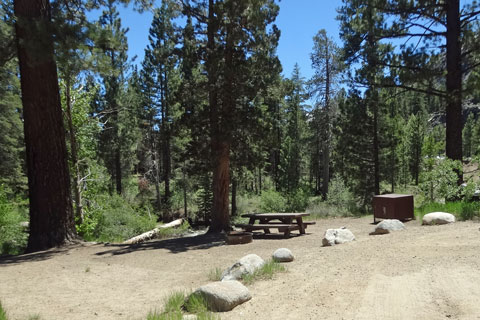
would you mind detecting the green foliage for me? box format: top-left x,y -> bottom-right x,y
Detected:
147,291 -> 220,320
0,300 -> 7,320
463,113 -> 475,158
420,159 -> 462,202
207,267 -> 223,282
260,190 -> 287,213
0,185 -> 28,255
286,188 -> 309,212
184,293 -> 209,314
163,292 -> 185,315
416,201 -> 480,221
78,194 -> 156,242
241,259 -> 286,285
326,175 -> 357,210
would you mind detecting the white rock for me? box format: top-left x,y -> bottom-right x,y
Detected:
371,219 -> 406,235
221,254 -> 265,281
422,212 -> 456,225
191,280 -> 251,312
272,248 -> 294,262
322,227 -> 355,246
183,315 -> 197,320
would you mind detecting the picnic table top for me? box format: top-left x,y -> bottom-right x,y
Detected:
241,213 -> 310,219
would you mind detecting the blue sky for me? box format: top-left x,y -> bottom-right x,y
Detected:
117,0 -> 344,81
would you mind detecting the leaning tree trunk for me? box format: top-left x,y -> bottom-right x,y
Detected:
445,0 -> 463,182
14,0 -> 76,252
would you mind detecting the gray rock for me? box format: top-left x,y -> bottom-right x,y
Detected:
272,248 -> 294,262
191,280 -> 251,312
422,212 -> 456,225
371,219 -> 406,235
221,254 -> 265,281
322,227 -> 355,246
182,315 -> 197,320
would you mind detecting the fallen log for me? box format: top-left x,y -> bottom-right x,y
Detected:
123,218 -> 184,244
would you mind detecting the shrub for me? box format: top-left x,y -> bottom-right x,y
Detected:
420,158 -> 462,202
0,301 -> 7,320
286,188 -> 309,212
0,186 -> 28,255
79,194 -> 156,242
326,176 -> 358,212
306,177 -> 360,218
147,291 -> 220,320
259,190 -> 287,213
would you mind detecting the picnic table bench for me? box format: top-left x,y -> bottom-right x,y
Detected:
235,213 -> 315,238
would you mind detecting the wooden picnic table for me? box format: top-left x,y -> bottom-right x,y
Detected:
235,213 -> 315,238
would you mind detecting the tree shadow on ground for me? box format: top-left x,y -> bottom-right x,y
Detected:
0,248 -> 69,265
250,232 -> 313,240
95,232 -> 226,257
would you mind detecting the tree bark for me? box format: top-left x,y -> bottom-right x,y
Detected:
445,0 -> 463,182
64,80 -> 83,225
208,0 -> 232,232
14,0 -> 76,252
231,176 -> 237,216
115,145 -> 122,194
210,140 -> 231,231
322,44 -> 331,199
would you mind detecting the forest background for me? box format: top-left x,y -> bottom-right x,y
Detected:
1,0 -> 480,255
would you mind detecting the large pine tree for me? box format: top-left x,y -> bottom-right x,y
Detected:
14,0 -> 76,252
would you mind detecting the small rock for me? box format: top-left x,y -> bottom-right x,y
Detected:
183,315 -> 197,320
221,254 -> 265,281
322,228 -> 355,246
272,248 -> 294,262
371,219 -> 406,235
422,212 -> 455,225
191,280 -> 251,312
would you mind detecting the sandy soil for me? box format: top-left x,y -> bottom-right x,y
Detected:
1,216 -> 480,320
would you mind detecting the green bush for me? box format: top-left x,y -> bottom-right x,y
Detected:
0,186 -> 28,255
259,190 -> 287,212
305,177 -> 361,218
0,300 -> 7,320
286,188 -> 309,212
326,176 -> 358,212
78,194 -> 156,242
420,158 -> 462,202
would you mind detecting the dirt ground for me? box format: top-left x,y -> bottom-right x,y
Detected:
1,216 -> 480,320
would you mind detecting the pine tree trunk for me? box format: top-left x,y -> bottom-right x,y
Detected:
208,0 -> 231,232
163,71 -> 172,210
445,0 -> 463,182
15,0 -> 76,252
183,161 -> 187,217
231,176 -> 237,216
322,44 -> 331,199
151,129 -> 162,211
210,139 -> 231,231
373,99 -> 380,195
115,146 -> 122,194
65,81 -> 83,224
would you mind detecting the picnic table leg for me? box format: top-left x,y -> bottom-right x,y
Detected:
296,217 -> 306,234
259,218 -> 271,234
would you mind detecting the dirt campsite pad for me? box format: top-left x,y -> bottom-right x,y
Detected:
1,216 -> 480,320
